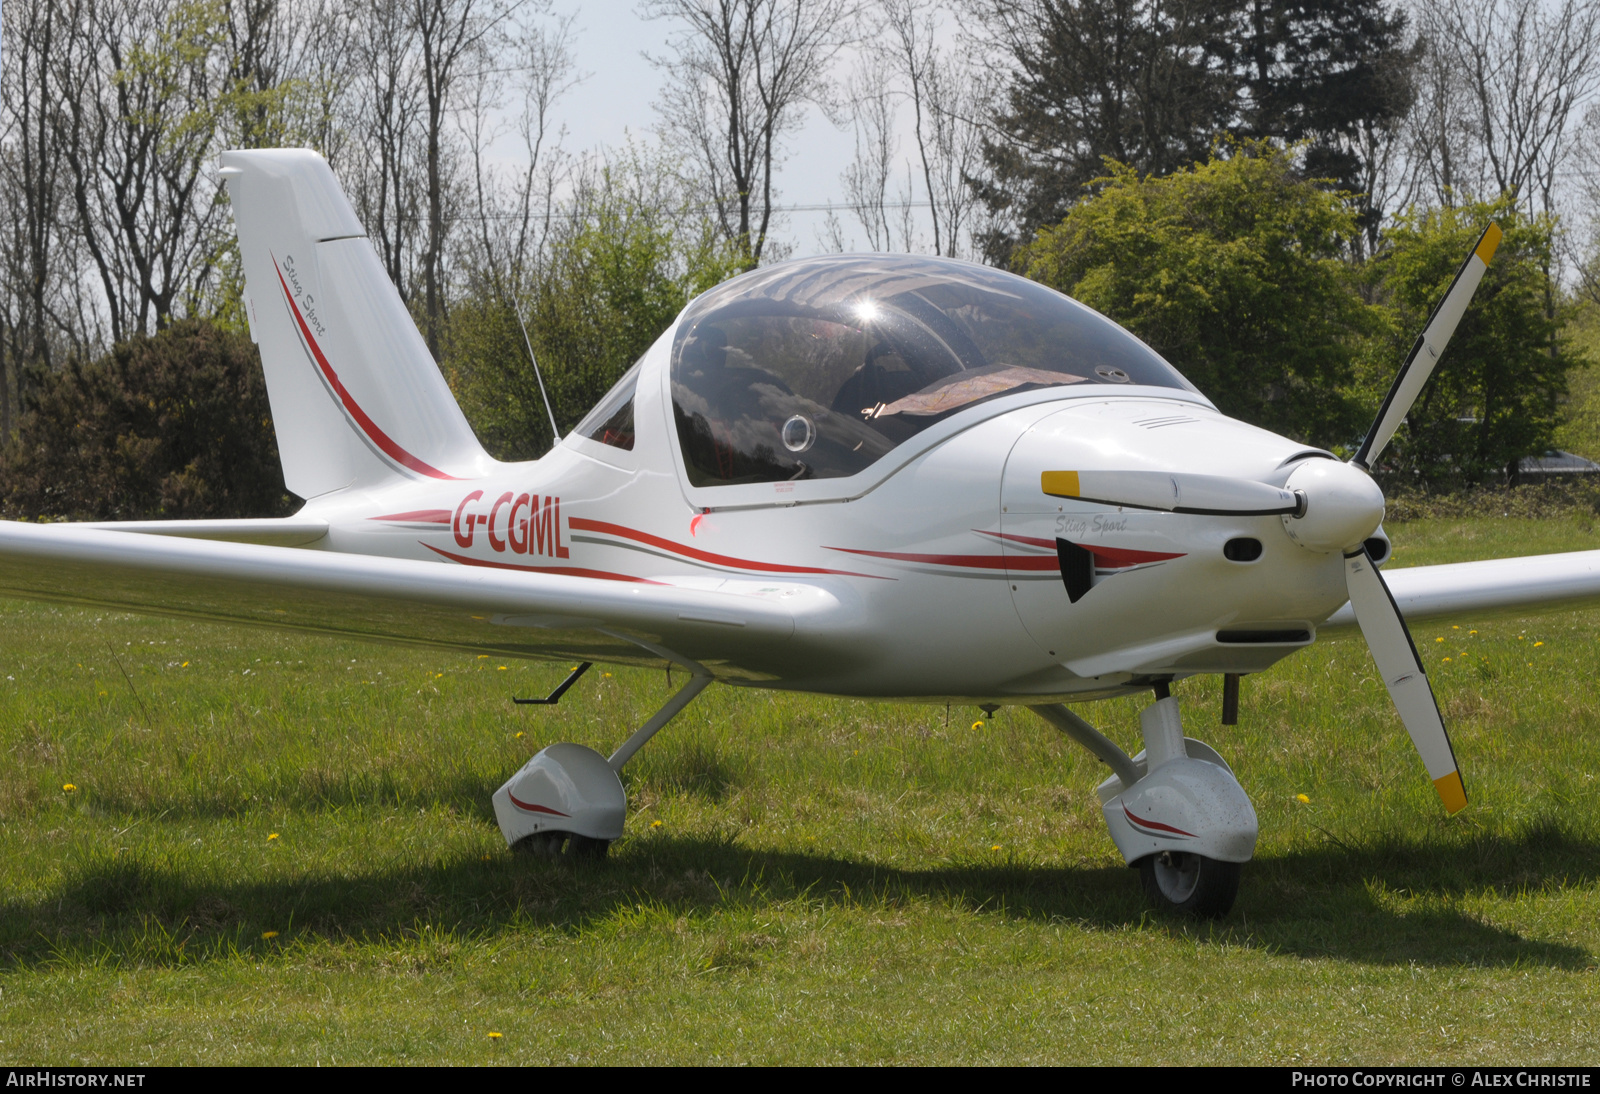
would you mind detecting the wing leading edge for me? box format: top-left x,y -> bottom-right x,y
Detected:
0,521 -> 847,680
1322,550 -> 1600,630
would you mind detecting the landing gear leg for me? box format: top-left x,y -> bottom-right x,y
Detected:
1032,696 -> 1256,918
494,672 -> 714,858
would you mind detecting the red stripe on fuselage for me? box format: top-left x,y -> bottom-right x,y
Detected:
424,542 -> 663,583
372,509 -> 452,524
827,546 -> 1059,571
978,529 -> 1185,568
274,259 -> 461,481
570,517 -> 886,578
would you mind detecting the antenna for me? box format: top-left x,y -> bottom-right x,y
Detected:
515,307 -> 562,451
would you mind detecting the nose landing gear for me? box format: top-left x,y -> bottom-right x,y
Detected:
1033,692 -> 1257,917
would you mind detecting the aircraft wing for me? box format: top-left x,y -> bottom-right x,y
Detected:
1321,549 -> 1600,631
0,521 -> 851,680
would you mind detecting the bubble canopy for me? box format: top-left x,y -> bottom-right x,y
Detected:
669,254 -> 1197,488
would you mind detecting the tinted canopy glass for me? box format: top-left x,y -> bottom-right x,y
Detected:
671,254 -> 1196,487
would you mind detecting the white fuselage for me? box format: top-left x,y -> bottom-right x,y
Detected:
297,334 -> 1354,703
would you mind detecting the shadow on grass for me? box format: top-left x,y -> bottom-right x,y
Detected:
2,822 -> 1596,972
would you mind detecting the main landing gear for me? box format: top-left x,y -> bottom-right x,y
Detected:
1032,693 -> 1257,918
491,673 -> 713,859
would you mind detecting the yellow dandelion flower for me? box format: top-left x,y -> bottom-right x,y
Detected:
1534,641 -> 1544,647
262,931 -> 279,940
482,854 -> 491,861
488,1032 -> 503,1040
497,665 -> 508,671
62,783 -> 77,792
972,720 -> 984,730
478,654 -> 489,659
1470,630 -> 1478,635
991,844 -> 1001,851
603,672 -> 613,678
514,731 -> 524,739
267,833 -> 279,841
1435,637 -> 1445,643
1296,793 -> 1310,803
181,661 -> 189,667
1442,657 -> 1451,662
650,820 -> 663,829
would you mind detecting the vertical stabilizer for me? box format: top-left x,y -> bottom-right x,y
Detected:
221,149 -> 493,498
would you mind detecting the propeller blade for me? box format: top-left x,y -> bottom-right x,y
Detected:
1352,223 -> 1502,471
1344,546 -> 1466,814
1040,470 -> 1300,516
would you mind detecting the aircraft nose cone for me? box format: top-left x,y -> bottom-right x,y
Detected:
1281,459 -> 1385,554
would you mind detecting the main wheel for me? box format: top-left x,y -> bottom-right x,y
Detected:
511,832 -> 612,860
1137,851 -> 1241,918
566,835 -> 611,860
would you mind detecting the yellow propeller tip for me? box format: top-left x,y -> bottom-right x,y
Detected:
1475,223 -> 1502,266
1041,470 -> 1081,498
1433,770 -> 1468,814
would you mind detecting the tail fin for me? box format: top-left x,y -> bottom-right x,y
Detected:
221,149 -> 493,499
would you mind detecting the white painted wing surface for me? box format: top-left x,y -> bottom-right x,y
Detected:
1323,549 -> 1600,629
0,522 -> 847,680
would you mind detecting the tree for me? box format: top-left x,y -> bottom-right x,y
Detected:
839,0 -> 996,257
1406,0 -> 1600,220
1365,197 -> 1575,488
448,155 -> 741,461
973,0 -> 1240,256
647,0 -> 857,268
972,0 -> 1419,259
1014,140 -> 1381,445
1234,0 -> 1418,253
1,319 -> 291,520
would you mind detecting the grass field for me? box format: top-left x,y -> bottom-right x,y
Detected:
1,514 -> 1598,1064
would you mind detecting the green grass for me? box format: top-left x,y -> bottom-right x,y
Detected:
1,517 -> 1598,1064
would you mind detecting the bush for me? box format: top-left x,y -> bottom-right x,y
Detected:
1014,141 -> 1382,447
2,319 -> 293,520
1365,197 -> 1578,490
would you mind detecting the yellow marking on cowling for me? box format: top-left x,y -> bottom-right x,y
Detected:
1041,471 -> 1081,498
1475,223 -> 1502,266
1434,770 -> 1467,814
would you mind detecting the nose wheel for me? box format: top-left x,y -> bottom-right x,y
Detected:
1137,851 -> 1241,918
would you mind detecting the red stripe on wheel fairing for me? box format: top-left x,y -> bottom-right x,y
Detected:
274,259 -> 461,481
570,517 -> 886,578
508,791 -> 569,817
1122,804 -> 1196,838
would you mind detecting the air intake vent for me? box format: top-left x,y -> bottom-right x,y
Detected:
1216,629 -> 1311,644
1223,537 -> 1263,562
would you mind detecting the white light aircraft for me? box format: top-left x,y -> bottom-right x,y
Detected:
4,150 -> 1600,917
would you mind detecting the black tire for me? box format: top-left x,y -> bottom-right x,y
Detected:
1137,851 -> 1241,918
566,835 -> 612,860
512,831 -> 567,859
511,831 -> 612,861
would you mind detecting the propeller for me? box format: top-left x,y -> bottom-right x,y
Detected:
1039,223 -> 1501,814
